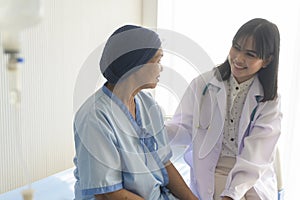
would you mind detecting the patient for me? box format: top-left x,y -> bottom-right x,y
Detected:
72,25 -> 197,200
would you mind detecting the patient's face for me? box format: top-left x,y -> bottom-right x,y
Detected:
134,49 -> 163,89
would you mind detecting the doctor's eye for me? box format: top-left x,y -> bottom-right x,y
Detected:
245,51 -> 258,58
232,43 -> 241,51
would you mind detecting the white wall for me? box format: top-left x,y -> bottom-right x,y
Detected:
0,0 -> 144,193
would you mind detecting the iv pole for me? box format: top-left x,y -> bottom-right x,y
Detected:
0,0 -> 43,199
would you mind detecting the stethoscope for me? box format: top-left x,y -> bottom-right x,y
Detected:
195,83 -> 220,130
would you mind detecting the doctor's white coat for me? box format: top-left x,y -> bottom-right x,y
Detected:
166,69 -> 282,200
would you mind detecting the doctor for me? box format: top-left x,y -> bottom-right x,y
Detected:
166,18 -> 282,200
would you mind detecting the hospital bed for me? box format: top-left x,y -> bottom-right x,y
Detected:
0,146 -> 189,200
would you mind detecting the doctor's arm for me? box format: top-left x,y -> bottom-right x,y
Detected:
222,97 -> 282,199
165,78 -> 201,146
165,161 -> 198,200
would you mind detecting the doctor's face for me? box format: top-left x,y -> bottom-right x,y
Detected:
228,37 -> 270,83
134,49 -> 163,89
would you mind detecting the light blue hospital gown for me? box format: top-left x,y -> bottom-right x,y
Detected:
73,85 -> 177,200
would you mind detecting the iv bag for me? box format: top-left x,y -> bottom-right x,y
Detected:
0,0 -> 43,31
0,0 -> 43,53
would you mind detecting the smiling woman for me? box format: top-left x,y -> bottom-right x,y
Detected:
165,18 -> 282,200
157,1 -> 300,199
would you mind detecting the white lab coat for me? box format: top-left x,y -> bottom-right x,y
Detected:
166,69 -> 282,200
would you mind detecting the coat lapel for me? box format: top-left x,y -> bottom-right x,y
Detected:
237,76 -> 263,149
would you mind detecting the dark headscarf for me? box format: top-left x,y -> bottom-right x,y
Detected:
100,25 -> 161,84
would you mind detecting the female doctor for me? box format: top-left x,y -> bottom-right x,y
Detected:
166,18 -> 282,200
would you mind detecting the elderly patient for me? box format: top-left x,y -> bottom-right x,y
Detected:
72,25 -> 197,200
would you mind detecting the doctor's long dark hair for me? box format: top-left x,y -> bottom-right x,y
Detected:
215,18 -> 280,102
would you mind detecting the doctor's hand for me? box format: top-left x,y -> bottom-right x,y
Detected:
222,197 -> 233,200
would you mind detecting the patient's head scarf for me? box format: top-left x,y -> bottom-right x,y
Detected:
100,25 -> 161,84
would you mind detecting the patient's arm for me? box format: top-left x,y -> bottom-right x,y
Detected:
165,161 -> 198,200
95,189 -> 144,200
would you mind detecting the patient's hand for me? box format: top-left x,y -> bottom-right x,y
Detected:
95,189 -> 144,200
